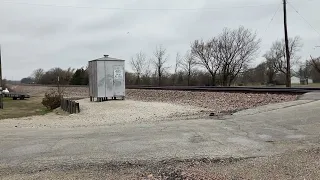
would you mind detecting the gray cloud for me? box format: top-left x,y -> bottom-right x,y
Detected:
0,0 -> 319,80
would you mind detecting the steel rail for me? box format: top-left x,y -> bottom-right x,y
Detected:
16,84 -> 320,94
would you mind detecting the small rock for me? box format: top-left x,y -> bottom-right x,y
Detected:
14,126 -> 18,128
209,113 -> 215,116
147,174 -> 153,178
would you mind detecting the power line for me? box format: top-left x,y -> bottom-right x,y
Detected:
0,1 -> 279,11
264,4 -> 281,33
287,2 -> 320,37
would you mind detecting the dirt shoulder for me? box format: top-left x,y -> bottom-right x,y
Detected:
1,148 -> 319,180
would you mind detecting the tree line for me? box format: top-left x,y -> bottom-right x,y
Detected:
21,67 -> 89,85
20,26 -> 320,86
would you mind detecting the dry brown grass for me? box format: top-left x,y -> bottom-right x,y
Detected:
0,97 -> 50,120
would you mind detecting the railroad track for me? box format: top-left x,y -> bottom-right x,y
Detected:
126,85 -> 320,94
16,84 -> 320,94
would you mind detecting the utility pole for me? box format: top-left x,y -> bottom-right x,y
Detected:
57,76 -> 61,96
283,0 -> 291,87
0,45 -> 2,88
0,45 -> 3,109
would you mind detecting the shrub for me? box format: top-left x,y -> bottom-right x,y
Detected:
42,92 -> 62,110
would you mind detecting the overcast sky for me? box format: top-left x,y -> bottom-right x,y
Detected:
0,0 -> 320,80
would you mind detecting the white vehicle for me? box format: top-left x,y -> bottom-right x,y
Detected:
3,88 -> 9,94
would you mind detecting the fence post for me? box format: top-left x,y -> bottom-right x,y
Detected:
69,100 -> 72,114
60,98 -> 80,114
70,100 -> 74,114
72,101 -> 75,114
66,99 -> 69,113
63,99 -> 66,111
70,101 -> 73,114
73,102 -> 76,114
60,97 -> 62,109
76,103 -> 80,113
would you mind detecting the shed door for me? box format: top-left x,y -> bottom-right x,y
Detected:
113,65 -> 124,96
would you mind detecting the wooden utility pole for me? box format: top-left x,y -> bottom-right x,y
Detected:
283,0 -> 291,87
0,45 -> 3,109
57,76 -> 61,96
0,45 -> 2,88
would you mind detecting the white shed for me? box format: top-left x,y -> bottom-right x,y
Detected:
88,55 -> 125,102
291,76 -> 300,84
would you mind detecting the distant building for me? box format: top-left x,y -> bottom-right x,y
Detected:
291,76 -> 300,84
291,76 -> 313,85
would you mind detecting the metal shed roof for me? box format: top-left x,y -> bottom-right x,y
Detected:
90,55 -> 125,62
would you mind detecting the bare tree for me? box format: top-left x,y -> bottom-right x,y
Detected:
216,26 -> 261,86
266,59 -> 277,84
264,36 -> 302,76
32,68 -> 44,83
130,51 -> 147,85
191,26 -> 259,86
180,51 -> 197,86
64,67 -> 75,83
140,58 -> 152,85
152,45 -> 169,86
191,39 -> 220,86
310,56 -> 320,73
172,52 -> 182,85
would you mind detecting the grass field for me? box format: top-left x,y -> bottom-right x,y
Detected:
272,83 -> 320,88
0,97 -> 50,120
242,83 -> 320,88
291,83 -> 320,87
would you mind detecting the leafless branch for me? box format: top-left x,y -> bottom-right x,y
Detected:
32,68 -> 44,83
216,26 -> 261,86
180,51 -> 197,86
171,52 -> 182,85
310,56 -> 320,73
130,51 -> 147,85
153,45 -> 169,86
191,39 -> 220,85
264,36 -> 302,75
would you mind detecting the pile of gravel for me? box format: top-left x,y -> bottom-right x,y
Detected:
126,89 -> 298,113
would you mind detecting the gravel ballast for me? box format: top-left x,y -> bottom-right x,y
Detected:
9,85 -> 298,115
126,89 -> 298,113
